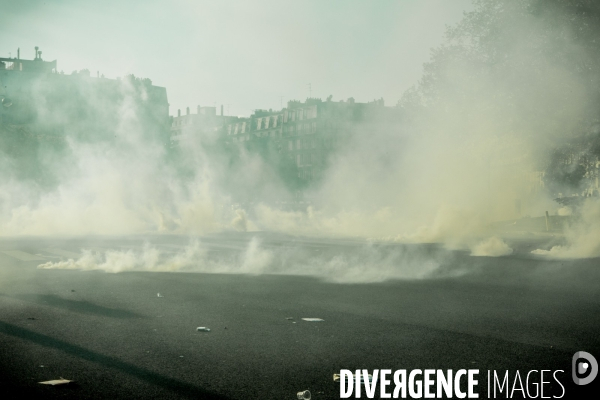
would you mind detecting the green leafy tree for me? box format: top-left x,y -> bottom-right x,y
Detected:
401,0 -> 600,196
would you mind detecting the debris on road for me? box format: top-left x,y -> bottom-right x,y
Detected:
301,318 -> 324,322
285,317 -> 294,320
157,293 -> 163,297
196,327 -> 211,332
39,378 -> 73,386
334,373 -> 372,383
297,389 -> 311,399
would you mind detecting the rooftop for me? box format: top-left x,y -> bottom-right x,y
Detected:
1,47 -> 57,73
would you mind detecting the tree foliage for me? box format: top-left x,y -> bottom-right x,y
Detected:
401,0 -> 600,195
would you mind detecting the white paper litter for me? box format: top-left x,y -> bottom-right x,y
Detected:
39,378 -> 73,385
334,373 -> 372,383
301,318 -> 324,322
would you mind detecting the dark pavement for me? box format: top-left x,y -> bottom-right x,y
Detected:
0,235 -> 599,399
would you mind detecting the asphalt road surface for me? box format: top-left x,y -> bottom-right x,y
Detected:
0,234 -> 599,399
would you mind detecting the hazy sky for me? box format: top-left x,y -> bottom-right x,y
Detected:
1,0 -> 472,117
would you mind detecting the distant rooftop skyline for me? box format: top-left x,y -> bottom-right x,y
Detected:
0,0 -> 473,117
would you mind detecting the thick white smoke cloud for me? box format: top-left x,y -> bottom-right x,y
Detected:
532,199 -> 600,259
38,241 -> 206,273
2,0 -> 599,265
0,76 -> 231,236
470,237 -> 513,257
232,2 -> 600,259
38,237 -> 450,283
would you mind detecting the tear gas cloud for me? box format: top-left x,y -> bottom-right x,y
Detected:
38,237 -> 449,283
2,0 -> 600,278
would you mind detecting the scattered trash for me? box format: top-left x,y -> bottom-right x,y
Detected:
297,389 -> 311,399
285,317 -> 294,320
334,373 -> 372,383
157,293 -> 163,298
292,322 -> 297,324
40,365 -> 44,368
179,355 -> 184,358
302,318 -> 324,322
39,378 -> 73,386
196,327 -> 211,332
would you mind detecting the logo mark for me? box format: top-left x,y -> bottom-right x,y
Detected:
572,351 -> 598,385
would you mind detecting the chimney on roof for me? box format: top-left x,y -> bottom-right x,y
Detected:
17,48 -> 20,59
186,107 -> 190,115
221,105 -> 224,116
177,109 -> 181,117
35,46 -> 39,59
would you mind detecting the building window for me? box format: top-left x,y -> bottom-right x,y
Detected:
296,139 -> 301,149
265,117 -> 270,129
288,140 -> 293,151
296,154 -> 301,166
257,118 -> 262,130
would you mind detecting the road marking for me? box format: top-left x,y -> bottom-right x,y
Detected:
1,250 -> 46,261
